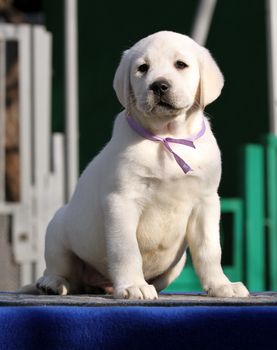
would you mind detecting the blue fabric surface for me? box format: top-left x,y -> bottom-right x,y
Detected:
0,306 -> 277,350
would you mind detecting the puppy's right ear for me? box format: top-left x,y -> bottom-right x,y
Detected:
113,49 -> 131,108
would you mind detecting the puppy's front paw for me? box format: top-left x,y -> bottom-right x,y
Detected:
36,274 -> 70,295
208,282 -> 249,298
114,284 -> 158,300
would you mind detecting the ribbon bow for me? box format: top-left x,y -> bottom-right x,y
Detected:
126,115 -> 206,173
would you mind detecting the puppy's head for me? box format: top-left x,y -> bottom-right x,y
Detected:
113,31 -> 224,119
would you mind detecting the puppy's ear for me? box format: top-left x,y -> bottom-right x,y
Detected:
113,49 -> 131,108
198,47 -> 224,108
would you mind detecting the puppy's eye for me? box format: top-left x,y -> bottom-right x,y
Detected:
138,64 -> 149,73
175,60 -> 188,70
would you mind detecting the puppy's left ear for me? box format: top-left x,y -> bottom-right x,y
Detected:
198,47 -> 224,108
113,49 -> 131,108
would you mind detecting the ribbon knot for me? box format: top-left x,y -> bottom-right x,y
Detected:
126,115 -> 206,174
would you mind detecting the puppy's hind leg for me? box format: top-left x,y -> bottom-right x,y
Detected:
36,272 -> 71,296
36,208 -> 82,295
37,245 -> 82,296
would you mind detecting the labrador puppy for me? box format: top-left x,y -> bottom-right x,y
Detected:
36,31 -> 249,299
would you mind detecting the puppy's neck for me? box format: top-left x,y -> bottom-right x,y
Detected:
127,108 -> 205,138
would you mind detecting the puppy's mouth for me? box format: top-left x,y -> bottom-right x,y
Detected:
135,93 -> 188,116
157,100 -> 176,109
155,98 -> 184,112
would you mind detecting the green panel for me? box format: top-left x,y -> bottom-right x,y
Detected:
221,198 -> 244,282
265,135 -> 277,290
165,255 -> 201,293
243,145 -> 265,291
166,198 -> 244,292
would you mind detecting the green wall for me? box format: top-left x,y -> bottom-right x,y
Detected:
206,1 -> 269,197
43,0 -> 269,198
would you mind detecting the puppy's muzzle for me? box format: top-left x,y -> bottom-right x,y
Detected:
149,79 -> 171,96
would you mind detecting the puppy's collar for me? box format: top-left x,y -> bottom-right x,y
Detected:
126,115 -> 206,174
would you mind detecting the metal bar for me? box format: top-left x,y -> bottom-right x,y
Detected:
264,0 -> 277,286
244,145 -> 265,291
190,0 -> 218,45
0,38 -> 6,202
266,0 -> 277,135
64,0 -> 79,200
18,25 -> 32,204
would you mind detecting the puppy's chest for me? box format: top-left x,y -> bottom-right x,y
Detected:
133,137 -> 217,247
135,135 -> 219,180
137,196 -> 189,245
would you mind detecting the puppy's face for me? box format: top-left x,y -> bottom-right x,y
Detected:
130,39 -> 200,118
114,31 -> 224,119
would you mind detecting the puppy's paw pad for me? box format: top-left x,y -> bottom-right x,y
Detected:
208,282 -> 249,298
114,284 -> 158,300
36,275 -> 70,295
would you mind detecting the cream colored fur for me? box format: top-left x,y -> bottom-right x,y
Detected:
35,31 -> 249,299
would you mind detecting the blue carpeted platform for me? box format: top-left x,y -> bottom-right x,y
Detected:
0,293 -> 277,350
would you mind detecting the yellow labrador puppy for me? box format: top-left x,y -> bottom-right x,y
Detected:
36,31 -> 249,299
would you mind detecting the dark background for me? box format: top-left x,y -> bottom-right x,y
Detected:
43,0 -> 269,198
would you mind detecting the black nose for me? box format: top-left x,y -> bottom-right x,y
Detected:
149,80 -> 171,95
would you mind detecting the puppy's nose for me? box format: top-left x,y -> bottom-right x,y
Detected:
150,80 -> 171,95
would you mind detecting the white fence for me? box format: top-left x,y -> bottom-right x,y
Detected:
0,24 -> 65,288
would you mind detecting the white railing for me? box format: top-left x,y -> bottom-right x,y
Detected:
0,24 -> 65,286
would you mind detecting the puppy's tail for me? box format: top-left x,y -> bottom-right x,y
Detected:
16,283 -> 41,295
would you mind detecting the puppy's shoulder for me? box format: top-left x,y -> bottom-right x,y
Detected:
111,111 -> 129,137
110,111 -> 151,154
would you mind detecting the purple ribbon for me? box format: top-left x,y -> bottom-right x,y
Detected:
126,115 -> 206,173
